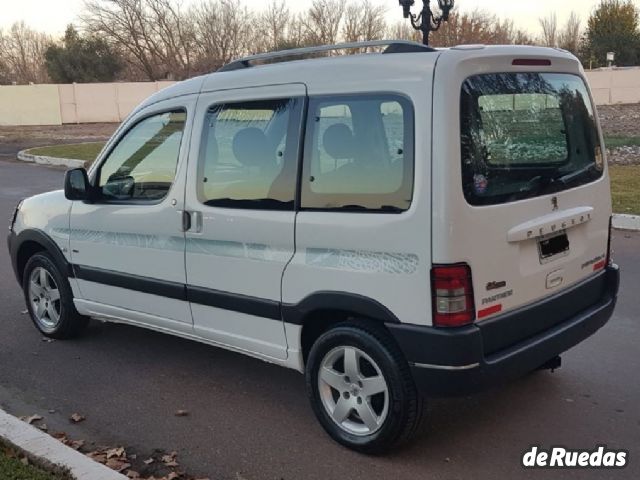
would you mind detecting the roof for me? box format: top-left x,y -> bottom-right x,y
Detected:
137,43 -> 579,110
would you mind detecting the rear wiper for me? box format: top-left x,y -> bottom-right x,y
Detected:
553,163 -> 597,185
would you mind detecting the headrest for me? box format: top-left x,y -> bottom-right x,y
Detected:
232,127 -> 271,167
323,123 -> 355,160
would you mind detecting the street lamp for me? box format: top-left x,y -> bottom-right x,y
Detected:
398,0 -> 455,46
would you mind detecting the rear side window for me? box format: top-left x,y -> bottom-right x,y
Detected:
461,73 -> 604,206
301,94 -> 414,212
197,98 -> 302,210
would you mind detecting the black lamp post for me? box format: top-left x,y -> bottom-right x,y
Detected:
398,0 -> 455,46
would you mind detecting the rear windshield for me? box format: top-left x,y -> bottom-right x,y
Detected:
460,73 -> 604,205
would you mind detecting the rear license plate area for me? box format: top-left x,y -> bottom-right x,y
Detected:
538,231 -> 570,264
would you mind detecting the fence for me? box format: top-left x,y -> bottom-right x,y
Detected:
1,68 -> 640,126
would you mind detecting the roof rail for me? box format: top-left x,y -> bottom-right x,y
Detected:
217,40 -> 435,72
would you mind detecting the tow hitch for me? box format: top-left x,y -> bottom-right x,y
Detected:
537,356 -> 562,372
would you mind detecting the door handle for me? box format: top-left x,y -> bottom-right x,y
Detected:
181,211 -> 191,232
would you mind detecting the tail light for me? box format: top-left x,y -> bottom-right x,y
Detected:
431,264 -> 475,327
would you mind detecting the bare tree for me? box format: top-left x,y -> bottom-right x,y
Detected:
81,0 -> 195,81
0,22 -> 50,84
539,12 -> 558,47
387,21 -> 421,43
430,9 -> 527,47
190,0 -> 254,72
302,0 -> 346,47
258,0 -> 290,51
343,1 -> 387,43
558,11 -> 581,55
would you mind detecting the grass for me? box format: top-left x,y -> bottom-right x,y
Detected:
0,450 -> 64,480
27,142 -> 105,163
604,136 -> 640,148
609,165 -> 640,216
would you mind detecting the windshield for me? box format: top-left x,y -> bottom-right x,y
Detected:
460,73 -> 604,206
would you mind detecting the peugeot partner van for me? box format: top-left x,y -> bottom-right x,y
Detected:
8,41 -> 620,453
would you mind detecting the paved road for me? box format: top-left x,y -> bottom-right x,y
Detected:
0,158 -> 638,480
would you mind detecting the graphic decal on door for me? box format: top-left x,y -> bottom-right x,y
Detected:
305,249 -> 419,274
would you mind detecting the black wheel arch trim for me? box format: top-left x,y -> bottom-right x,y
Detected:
282,291 -> 401,326
7,229 -> 74,285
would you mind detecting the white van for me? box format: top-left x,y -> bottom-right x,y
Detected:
8,41 -> 619,453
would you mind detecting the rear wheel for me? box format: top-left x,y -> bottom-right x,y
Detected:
23,253 -> 88,339
306,322 -> 423,454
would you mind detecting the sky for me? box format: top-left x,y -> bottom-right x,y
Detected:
1,0 -> 639,37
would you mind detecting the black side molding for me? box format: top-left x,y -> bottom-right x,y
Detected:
73,264 -> 281,320
282,291 -> 400,325
74,265 -> 187,301
71,265 -> 397,326
187,285 -> 281,320
8,229 -> 75,284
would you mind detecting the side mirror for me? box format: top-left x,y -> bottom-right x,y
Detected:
64,168 -> 91,201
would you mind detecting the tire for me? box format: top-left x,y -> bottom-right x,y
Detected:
22,252 -> 89,339
306,321 -> 423,454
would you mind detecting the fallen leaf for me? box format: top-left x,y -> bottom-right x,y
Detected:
174,410 -> 189,417
105,458 -> 131,472
70,413 -> 86,423
106,447 -> 126,459
143,458 -> 155,465
24,414 -> 43,424
167,473 -> 181,480
161,452 -> 178,466
126,471 -> 140,479
38,423 -> 48,432
70,440 -> 85,450
87,451 -> 107,463
21,457 -> 29,465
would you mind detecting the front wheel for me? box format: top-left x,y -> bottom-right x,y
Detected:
305,322 -> 423,454
23,253 -> 89,339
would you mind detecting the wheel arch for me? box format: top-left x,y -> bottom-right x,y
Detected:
282,292 -> 401,363
10,229 -> 73,285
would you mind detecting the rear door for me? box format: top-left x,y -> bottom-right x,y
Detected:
432,48 -> 611,321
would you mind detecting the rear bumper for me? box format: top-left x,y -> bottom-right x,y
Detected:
388,264 -> 620,397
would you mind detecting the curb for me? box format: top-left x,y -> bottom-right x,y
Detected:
17,149 -> 87,169
612,213 -> 640,231
0,408 -> 126,480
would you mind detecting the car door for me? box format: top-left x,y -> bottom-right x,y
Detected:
69,96 -> 197,333
184,84 -> 306,360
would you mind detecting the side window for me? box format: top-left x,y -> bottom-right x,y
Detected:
197,98 -> 301,210
98,110 -> 186,202
301,95 -> 414,212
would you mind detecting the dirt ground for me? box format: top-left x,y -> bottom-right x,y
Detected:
598,104 -> 640,137
0,123 -> 117,144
